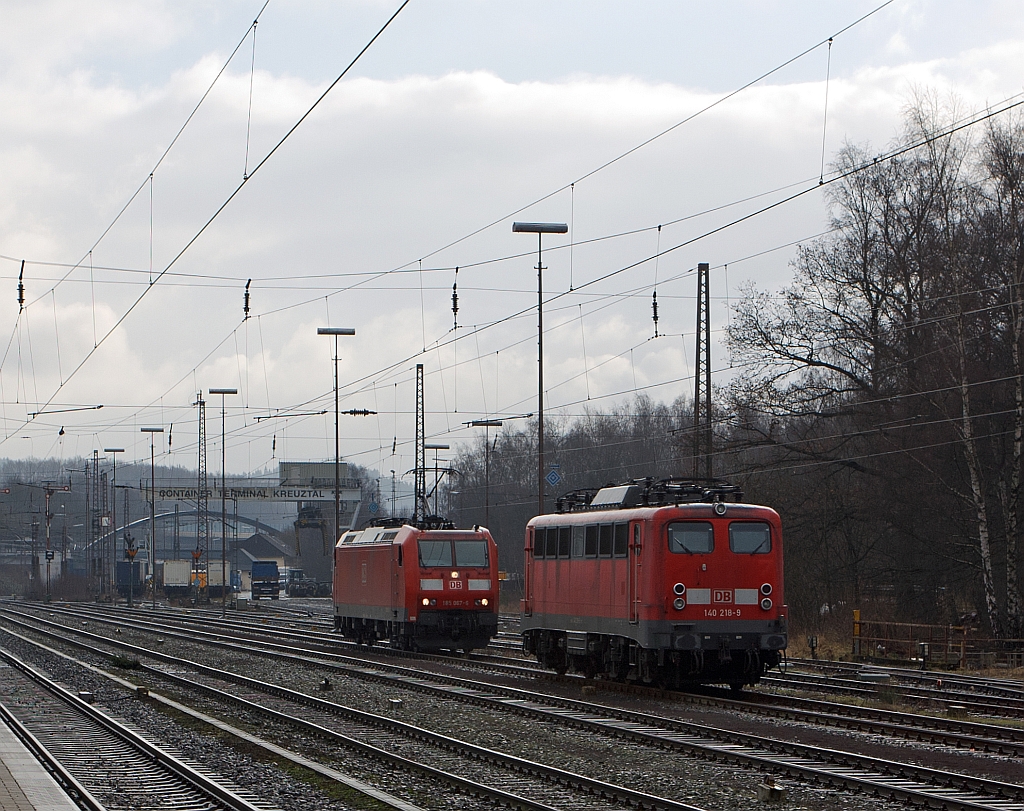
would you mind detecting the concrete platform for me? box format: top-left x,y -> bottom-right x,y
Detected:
0,717 -> 80,811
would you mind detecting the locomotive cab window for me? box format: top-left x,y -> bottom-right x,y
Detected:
729,522 -> 771,554
668,522 -> 714,554
455,539 -> 488,567
532,528 -> 545,558
418,540 -> 453,567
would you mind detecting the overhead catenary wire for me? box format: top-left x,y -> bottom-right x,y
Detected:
14,4 -> 1015,468
0,0 -> 411,450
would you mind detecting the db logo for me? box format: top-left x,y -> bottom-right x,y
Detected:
713,589 -> 732,603
449,580 -> 463,590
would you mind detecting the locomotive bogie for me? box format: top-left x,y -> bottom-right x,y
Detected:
333,523 -> 499,653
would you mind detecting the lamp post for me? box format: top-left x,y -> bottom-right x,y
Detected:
104,448 -> 124,597
316,327 -> 356,547
513,221 -> 567,515
141,427 -> 163,609
424,443 -> 449,516
210,388 -> 237,615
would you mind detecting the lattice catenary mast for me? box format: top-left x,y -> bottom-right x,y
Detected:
196,393 -> 209,581
692,262 -> 713,481
414,363 -> 426,521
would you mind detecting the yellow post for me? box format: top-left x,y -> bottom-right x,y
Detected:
852,609 -> 861,656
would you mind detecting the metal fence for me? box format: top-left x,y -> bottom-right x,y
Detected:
852,612 -> 1024,669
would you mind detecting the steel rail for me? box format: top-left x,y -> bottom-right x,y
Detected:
0,621 -> 693,811
10,601 -> 1024,752
0,646 -> 268,811
33,601 -> 1024,751
4,606 -> 1024,811
0,698 -> 105,811
762,671 -> 1024,717
786,657 -> 1024,699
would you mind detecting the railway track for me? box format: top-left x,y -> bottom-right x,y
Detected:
761,669 -> 1024,718
0,644 -> 273,811
5,604 -> 1024,810
2,616 -> 699,811
41,601 -> 1024,732
16,602 -> 1024,745
786,657 -> 1024,697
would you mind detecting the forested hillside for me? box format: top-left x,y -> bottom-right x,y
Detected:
447,102 -> 1024,640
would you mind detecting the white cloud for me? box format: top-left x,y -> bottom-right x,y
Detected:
1,4 -> 1023,473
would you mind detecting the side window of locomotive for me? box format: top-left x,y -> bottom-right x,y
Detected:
668,522 -> 714,554
454,539 -> 489,567
397,546 -> 403,566
729,522 -> 771,554
418,540 -> 453,568
613,523 -> 628,558
558,526 -> 572,558
545,527 -> 560,558
584,525 -> 599,557
571,526 -> 585,558
533,528 -> 545,558
599,524 -> 614,557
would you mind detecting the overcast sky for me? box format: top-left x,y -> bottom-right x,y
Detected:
2,0 -> 1023,482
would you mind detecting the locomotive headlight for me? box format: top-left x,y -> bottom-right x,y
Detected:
430,599 -> 437,606
713,502 -> 727,516
474,599 -> 481,606
673,597 -> 686,610
673,582 -> 686,596
422,598 -> 430,606
760,597 -> 773,610
481,598 -> 489,606
451,571 -> 459,579
760,583 -> 772,596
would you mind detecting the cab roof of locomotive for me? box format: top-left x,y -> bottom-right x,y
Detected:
338,521 -> 491,547
527,478 -> 776,526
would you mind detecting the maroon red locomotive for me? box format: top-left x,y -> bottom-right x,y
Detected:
333,519 -> 499,652
521,479 -> 787,688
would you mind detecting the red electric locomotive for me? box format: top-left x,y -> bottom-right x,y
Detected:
521,479 -> 787,689
333,519 -> 499,652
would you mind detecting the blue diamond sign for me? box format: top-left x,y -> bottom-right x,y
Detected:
368,502 -> 379,514
545,469 -> 562,488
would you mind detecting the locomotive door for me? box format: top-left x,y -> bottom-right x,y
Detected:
523,527 -> 534,615
390,541 -> 400,619
628,522 -> 641,624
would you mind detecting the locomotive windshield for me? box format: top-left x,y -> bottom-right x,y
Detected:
454,540 -> 489,567
729,522 -> 771,554
668,522 -> 714,554
418,540 -> 453,567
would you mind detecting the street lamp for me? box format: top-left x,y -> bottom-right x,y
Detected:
104,447 -> 124,597
424,443 -> 449,516
209,388 -> 237,615
513,221 -> 567,515
140,427 -> 163,610
316,327 -> 356,548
